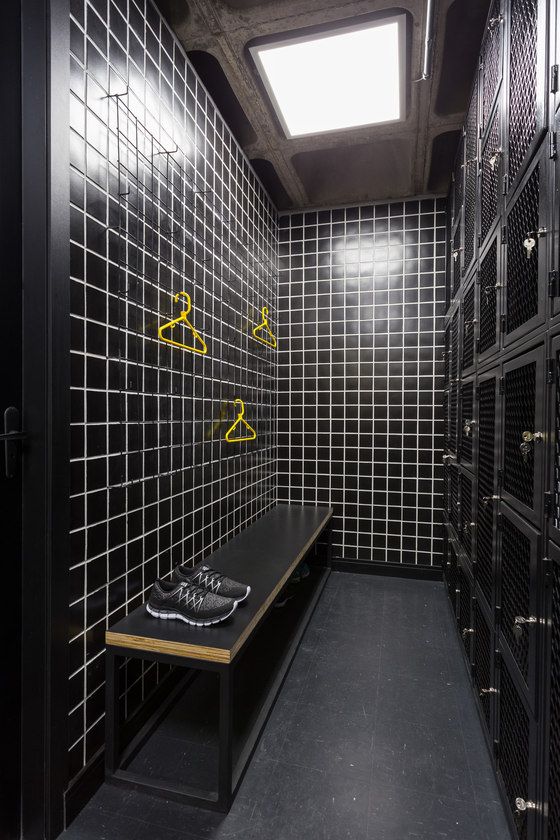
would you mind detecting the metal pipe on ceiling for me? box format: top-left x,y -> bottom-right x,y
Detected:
419,0 -> 436,80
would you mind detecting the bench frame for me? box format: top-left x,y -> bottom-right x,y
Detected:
104,515 -> 332,812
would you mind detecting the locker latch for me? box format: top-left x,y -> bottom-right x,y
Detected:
463,419 -> 476,437
479,687 -> 498,697
514,798 -> 538,815
512,615 -> 538,639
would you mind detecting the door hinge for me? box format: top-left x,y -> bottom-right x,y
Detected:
494,739 -> 500,760
551,130 -> 558,160
499,376 -> 505,394
502,174 -> 508,196
497,512 -> 503,530
549,270 -> 559,298
547,357 -> 556,384
498,468 -> 504,488
544,556 -> 553,586
544,491 -> 555,518
475,385 -> 480,400
500,314 -> 506,333
475,338 -> 480,355
552,64 -> 559,93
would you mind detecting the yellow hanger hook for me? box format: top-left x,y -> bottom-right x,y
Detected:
252,305 -> 277,349
225,398 -> 257,443
158,291 -> 208,355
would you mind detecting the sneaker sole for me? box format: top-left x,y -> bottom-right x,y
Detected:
146,601 -> 237,626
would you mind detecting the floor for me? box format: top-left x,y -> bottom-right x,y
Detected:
63,572 -> 512,840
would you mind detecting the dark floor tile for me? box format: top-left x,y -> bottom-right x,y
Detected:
142,792 -> 255,839
371,716 -> 474,802
64,807 -> 143,839
280,703 -> 375,780
375,672 -> 460,730
367,781 -> 487,840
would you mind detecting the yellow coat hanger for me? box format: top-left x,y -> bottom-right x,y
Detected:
158,291 -> 207,354
225,398 -> 256,443
252,306 -> 276,349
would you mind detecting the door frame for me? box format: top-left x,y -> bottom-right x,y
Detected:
17,0 -> 70,837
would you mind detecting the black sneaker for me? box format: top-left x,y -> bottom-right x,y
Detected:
146,579 -> 237,626
172,563 -> 251,604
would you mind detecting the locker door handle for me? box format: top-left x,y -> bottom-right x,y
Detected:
512,616 -> 537,639
1,407 -> 26,478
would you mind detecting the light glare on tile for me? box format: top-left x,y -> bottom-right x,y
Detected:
250,17 -> 405,138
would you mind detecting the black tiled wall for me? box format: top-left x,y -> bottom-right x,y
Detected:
68,0 -> 277,785
277,200 -> 447,567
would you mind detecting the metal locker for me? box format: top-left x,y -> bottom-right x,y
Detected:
449,461 -> 461,535
451,216 -> 463,298
476,371 -> 500,613
496,655 -> 539,840
505,0 -> 548,195
497,502 -> 541,713
443,324 -> 451,386
473,598 -> 496,738
464,86 -> 479,279
459,378 -> 476,470
457,560 -> 475,662
547,335 -> 560,546
453,133 -> 465,228
501,345 -> 546,525
542,543 -> 560,840
459,468 -> 476,567
444,532 -> 460,615
461,280 -> 477,376
504,143 -> 548,346
480,0 -> 504,137
478,235 -> 501,363
480,104 -> 503,251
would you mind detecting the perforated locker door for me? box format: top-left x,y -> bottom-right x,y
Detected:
452,133 -> 465,227
480,103 -> 503,251
459,378 -> 475,470
553,109 -> 560,321
443,324 -> 451,386
457,560 -> 474,662
449,461 -> 461,536
501,345 -> 546,525
476,371 -> 500,613
473,599 -> 496,739
463,86 -> 479,280
505,0 -> 548,195
444,531 -> 460,615
497,502 -> 541,713
496,655 -> 538,840
543,543 -> 560,840
451,216 -> 463,299
459,468 -> 476,567
480,0 -> 504,137
461,278 -> 477,377
504,142 -> 549,348
478,234 -> 501,365
548,336 -> 560,546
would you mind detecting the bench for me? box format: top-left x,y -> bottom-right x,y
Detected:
104,503 -> 333,812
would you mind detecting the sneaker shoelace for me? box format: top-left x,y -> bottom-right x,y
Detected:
193,567 -> 227,593
176,581 -> 209,613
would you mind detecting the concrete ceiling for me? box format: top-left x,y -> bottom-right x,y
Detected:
155,0 -> 492,210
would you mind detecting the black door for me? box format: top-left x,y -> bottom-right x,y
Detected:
0,2 -> 23,836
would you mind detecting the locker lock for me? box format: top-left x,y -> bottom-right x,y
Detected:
442,454 -> 455,464
488,148 -> 503,171
463,419 -> 476,437
483,282 -> 503,303
520,431 -> 543,464
521,431 -> 544,442
452,247 -> 463,262
462,521 -> 476,534
487,14 -> 503,30
482,494 -> 500,507
479,687 -> 498,697
461,627 -> 474,640
464,318 -> 478,331
512,615 -> 537,640
514,798 -> 538,815
523,228 -> 547,258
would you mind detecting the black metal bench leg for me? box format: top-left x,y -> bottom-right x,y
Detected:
217,666 -> 233,812
105,650 -> 120,776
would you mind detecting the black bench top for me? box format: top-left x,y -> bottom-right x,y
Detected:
106,504 -> 332,664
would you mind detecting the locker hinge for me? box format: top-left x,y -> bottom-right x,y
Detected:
544,492 -> 554,518
497,512 -> 503,530
551,64 -> 559,93
500,314 -> 506,333
544,556 -> 553,586
551,130 -> 558,160
498,468 -> 504,489
493,739 -> 500,760
475,385 -> 480,400
499,376 -> 504,393
475,338 -> 480,355
549,270 -> 559,298
547,357 -> 556,384
501,223 -> 507,243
